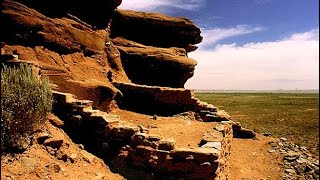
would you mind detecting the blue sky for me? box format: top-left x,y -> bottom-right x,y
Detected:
119,0 -> 319,90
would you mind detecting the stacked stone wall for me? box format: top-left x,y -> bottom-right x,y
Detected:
52,91 -> 233,179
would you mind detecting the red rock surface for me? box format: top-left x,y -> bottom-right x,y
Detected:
2,0 -> 129,108
1,1 -> 284,179
112,37 -> 197,88
13,0 -> 122,28
110,9 -> 203,51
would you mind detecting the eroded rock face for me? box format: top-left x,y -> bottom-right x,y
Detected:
112,37 -> 197,88
2,1 -> 235,178
113,82 -> 221,117
1,0 -> 203,107
113,82 -> 198,116
1,0 -> 230,123
2,0 -> 105,54
110,9 -> 202,52
1,0 -> 129,108
13,0 -> 122,28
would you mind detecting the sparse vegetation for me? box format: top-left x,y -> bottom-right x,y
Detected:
1,64 -> 52,153
196,92 -> 319,156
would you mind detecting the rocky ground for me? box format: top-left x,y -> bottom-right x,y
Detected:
1,116 -> 124,180
268,138 -> 319,179
1,113 -> 305,180
1,0 -> 319,179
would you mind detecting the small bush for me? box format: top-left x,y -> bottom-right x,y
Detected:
1,64 -> 52,153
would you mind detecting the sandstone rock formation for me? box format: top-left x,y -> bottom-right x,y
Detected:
110,9 -> 203,52
2,0 -> 129,110
112,37 -> 197,88
13,0 -> 122,28
2,0 -> 103,54
1,0 -> 239,179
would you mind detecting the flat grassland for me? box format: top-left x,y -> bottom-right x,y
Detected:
196,92 -> 319,156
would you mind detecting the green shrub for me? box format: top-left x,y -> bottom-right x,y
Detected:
1,64 -> 52,153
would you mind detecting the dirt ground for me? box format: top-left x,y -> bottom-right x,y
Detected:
1,2 -> 286,178
229,135 -> 283,180
1,113 -> 284,180
1,120 -> 125,180
113,109 -> 284,179
112,109 -> 220,148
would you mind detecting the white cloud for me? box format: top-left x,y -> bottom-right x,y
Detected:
118,0 -> 170,11
186,29 -> 319,90
198,25 -> 264,49
286,29 -> 319,41
118,0 -> 205,12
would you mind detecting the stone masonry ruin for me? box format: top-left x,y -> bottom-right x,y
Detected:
1,0 -> 255,179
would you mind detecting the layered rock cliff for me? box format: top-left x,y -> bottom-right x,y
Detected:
1,0 -> 207,112
2,0 -> 128,111
110,9 -> 202,51
1,0 -> 235,179
11,0 -> 122,28
112,37 -> 197,88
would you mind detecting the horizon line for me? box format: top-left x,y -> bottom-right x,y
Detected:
192,89 -> 319,90
191,89 -> 319,92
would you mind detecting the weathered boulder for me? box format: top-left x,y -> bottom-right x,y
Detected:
112,37 -> 197,88
110,9 -> 202,51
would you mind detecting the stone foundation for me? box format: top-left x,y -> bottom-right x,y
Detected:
52,91 -> 233,179
114,82 -> 231,122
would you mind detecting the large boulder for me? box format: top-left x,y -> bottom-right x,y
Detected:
110,9 -> 202,51
112,37 -> 197,88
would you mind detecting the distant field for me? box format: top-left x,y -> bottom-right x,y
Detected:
196,93 -> 319,156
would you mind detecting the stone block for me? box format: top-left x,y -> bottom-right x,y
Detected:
36,132 -> 51,144
171,148 -> 220,162
200,131 -> 224,145
52,91 -> 76,104
147,134 -> 161,142
201,142 -> 222,150
131,132 -> 148,145
158,138 -> 176,151
49,115 -> 64,128
138,124 -> 149,133
134,145 -> 155,157
43,138 -> 64,149
112,126 -> 140,138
